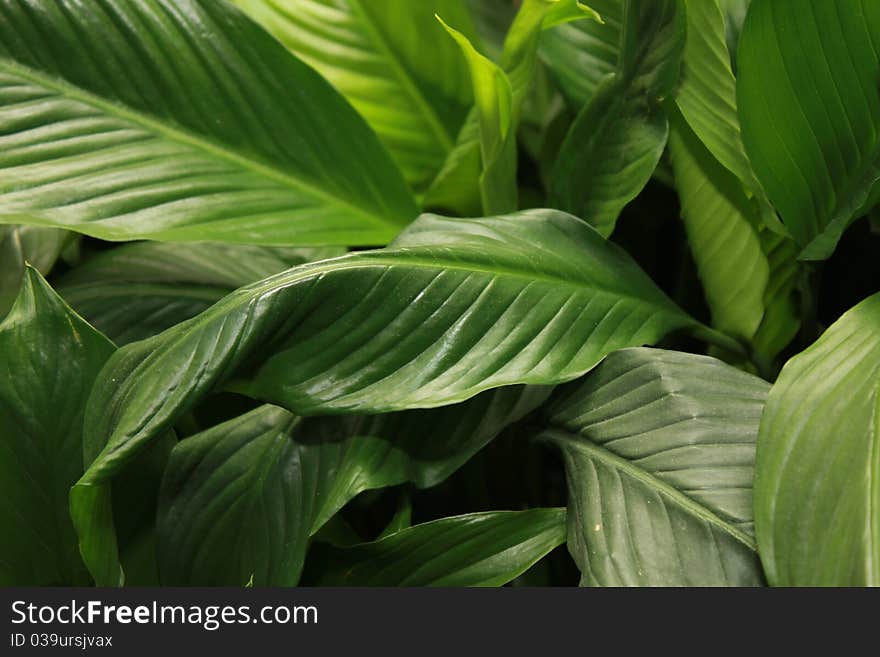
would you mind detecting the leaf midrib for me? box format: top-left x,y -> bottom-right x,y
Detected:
544,428 -> 756,550
237,251 -> 691,321
0,58 -> 397,230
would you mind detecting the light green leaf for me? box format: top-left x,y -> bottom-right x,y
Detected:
232,0 -> 476,193
428,0 -> 600,214
438,17 -> 516,214
668,112 -> 768,341
158,387 -> 547,585
0,0 -> 417,246
71,208 -> 696,584
737,0 -> 880,260
0,267 -> 114,585
755,293 -> 880,585
676,0 -> 756,196
313,509 -> 567,586
541,347 -> 767,586
550,0 -> 685,236
58,242 -> 343,345
751,229 -> 800,364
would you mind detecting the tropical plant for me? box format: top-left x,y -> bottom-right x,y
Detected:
1,0 -> 878,587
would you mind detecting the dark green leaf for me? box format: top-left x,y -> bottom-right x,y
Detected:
314,509 -> 567,586
71,208 -> 696,584
541,347 -> 767,586
737,0 -> 880,259
158,386 -> 547,585
550,0 -> 685,236
0,0 -> 417,245
58,242 -> 343,345
0,267 -> 114,585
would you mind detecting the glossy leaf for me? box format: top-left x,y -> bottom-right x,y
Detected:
550,0 -> 685,237
0,268 -> 114,585
737,0 -> 880,259
159,387 -> 548,585
755,293 -> 880,585
233,0 -> 476,193
314,509 -> 567,586
71,208 -> 696,584
0,0 -> 417,245
59,242 -> 343,345
541,348 -> 767,586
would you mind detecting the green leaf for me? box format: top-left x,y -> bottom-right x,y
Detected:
0,267 -> 114,585
438,17 -> 516,214
71,208 -> 696,584
59,242 -> 344,345
550,0 -> 685,237
675,0 -> 757,197
158,387 -> 547,585
668,112 -> 768,341
539,0 -> 622,109
755,293 -> 880,586
0,0 -> 417,246
0,225 -> 67,317
427,0 -> 600,214
313,509 -> 567,586
232,0 -> 476,193
541,347 -> 767,586
465,0 -> 518,61
378,492 -> 413,539
157,406 -> 310,586
737,0 -> 880,260
751,229 -> 800,365
305,384 -> 552,532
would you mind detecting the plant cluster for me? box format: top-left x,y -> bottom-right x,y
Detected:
1,0 -> 879,587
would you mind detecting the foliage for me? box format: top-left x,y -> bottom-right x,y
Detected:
1,0 -> 879,587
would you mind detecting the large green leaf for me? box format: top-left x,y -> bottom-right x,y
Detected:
0,0 -> 417,245
737,0 -> 880,260
550,0 -> 685,237
59,242 -> 343,345
541,348 -> 767,586
313,509 -> 567,586
233,0 -> 476,193
158,387 -> 547,585
0,267 -> 114,585
71,208 -> 698,584
755,293 -> 880,586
